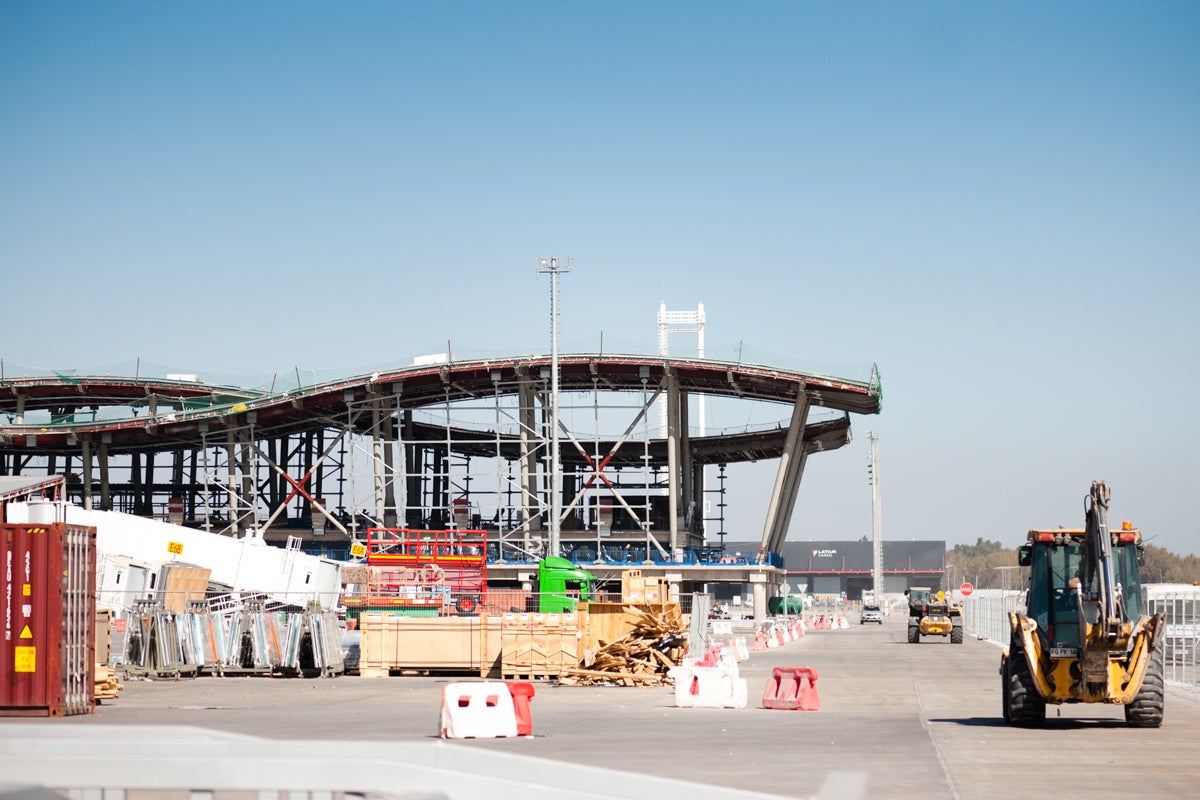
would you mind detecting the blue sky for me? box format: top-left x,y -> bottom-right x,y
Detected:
3,2 -> 1198,555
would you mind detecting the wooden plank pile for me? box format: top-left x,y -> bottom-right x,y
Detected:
560,605 -> 688,687
94,664 -> 123,703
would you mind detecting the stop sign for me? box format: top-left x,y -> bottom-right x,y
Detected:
960,582 -> 974,596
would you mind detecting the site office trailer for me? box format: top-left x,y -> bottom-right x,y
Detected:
1,522 -> 96,716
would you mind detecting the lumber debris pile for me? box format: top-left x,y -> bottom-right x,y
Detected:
560,605 -> 688,687
95,664 -> 123,703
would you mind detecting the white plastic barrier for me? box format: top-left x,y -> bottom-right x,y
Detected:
439,682 -> 519,739
670,665 -> 748,709
733,637 -> 750,661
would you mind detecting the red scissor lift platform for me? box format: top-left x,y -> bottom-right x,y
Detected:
363,528 -> 488,615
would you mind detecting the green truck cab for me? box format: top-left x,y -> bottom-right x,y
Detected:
536,556 -> 597,613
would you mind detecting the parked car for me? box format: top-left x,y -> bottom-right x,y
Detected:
860,604 -> 884,624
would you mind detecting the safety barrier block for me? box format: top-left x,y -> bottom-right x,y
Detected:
761,666 -> 819,711
671,665 -> 748,709
440,681 -> 520,738
506,681 -> 535,736
733,637 -> 750,661
752,630 -> 768,651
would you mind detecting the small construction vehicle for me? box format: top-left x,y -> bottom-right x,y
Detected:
906,587 -> 963,643
1001,481 -> 1165,727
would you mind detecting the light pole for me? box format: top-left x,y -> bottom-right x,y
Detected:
536,256 -> 572,559
867,432 -> 883,599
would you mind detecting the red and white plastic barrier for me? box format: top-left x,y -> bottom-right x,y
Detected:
761,666 -> 820,711
671,665 -> 748,709
439,681 -> 535,738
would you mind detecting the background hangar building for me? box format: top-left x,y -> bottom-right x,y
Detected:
721,539 -> 948,601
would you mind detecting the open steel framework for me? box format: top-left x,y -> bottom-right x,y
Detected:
0,354 -> 882,582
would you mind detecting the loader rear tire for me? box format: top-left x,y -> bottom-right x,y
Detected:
908,625 -> 920,643
1125,644 -> 1165,728
1005,646 -> 1045,726
951,626 -> 964,644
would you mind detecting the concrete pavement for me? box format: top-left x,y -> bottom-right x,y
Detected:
2,611 -> 1199,799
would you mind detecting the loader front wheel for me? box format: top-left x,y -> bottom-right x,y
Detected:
951,625 -> 964,644
1005,645 -> 1045,726
908,625 -> 920,644
1125,644 -> 1165,728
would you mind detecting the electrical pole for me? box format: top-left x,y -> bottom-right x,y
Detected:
868,432 -> 883,599
536,256 -> 572,559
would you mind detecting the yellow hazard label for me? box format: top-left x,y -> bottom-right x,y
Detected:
350,543 -> 366,558
22,584 -> 30,596
19,624 -> 33,639
14,646 -> 35,672
167,541 -> 183,555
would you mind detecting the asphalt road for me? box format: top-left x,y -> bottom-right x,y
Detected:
3,612 -> 1199,799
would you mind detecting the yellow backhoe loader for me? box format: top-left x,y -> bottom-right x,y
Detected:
1001,481 -> 1165,727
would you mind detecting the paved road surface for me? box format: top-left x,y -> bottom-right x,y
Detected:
2,613 -> 1199,799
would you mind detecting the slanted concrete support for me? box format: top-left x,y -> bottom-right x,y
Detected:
758,390 -> 810,561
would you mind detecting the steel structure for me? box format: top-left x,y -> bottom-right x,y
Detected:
0,353 -> 882,612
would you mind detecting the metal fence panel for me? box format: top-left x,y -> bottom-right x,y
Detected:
964,586 -> 1200,693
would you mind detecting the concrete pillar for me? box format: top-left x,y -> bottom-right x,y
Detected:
98,442 -> 111,511
751,575 -> 768,622
81,439 -> 93,511
679,389 -> 692,534
404,411 -> 422,527
665,371 -> 681,557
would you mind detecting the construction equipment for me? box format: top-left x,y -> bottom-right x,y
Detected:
905,587 -> 963,643
1001,481 -> 1165,727
349,528 -> 595,617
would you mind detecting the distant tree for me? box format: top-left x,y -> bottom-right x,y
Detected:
946,540 -> 1200,589
946,542 -> 1019,590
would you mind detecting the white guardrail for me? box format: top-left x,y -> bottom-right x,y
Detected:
962,586 -> 1200,693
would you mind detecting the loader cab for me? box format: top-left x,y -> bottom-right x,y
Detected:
1023,531 -> 1145,647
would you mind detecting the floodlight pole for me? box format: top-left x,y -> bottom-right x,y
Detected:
536,256 -> 572,559
868,432 -> 883,598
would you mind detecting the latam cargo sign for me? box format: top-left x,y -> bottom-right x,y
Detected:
811,549 -> 838,558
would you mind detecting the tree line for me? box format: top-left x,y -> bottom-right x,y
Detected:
945,537 -> 1200,590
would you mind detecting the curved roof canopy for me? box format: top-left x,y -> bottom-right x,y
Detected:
0,355 -> 882,462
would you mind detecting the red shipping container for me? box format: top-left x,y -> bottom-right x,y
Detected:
1,522 -> 96,716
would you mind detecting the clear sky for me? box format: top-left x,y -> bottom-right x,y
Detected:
3,2 -> 1198,555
